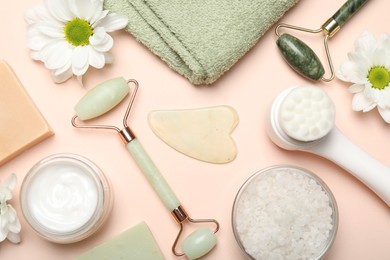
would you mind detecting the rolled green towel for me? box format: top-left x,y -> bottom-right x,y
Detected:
104,0 -> 300,85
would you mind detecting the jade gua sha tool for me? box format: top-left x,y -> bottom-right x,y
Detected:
71,77 -> 219,260
275,0 -> 369,81
148,106 -> 239,164
266,85 -> 390,207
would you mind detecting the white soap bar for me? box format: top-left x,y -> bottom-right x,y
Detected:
75,222 -> 165,260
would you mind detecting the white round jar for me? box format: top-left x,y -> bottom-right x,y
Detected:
20,153 -> 113,243
232,165 -> 338,260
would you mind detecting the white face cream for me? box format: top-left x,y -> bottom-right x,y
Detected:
21,154 -> 112,243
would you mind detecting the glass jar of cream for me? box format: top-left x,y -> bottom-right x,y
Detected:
20,153 -> 113,243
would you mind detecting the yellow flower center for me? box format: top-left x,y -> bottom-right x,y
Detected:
64,18 -> 93,46
367,66 -> 390,90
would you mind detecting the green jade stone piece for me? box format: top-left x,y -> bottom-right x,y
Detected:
126,139 -> 180,211
74,77 -> 129,120
332,0 -> 368,26
277,33 -> 324,81
182,227 -> 217,260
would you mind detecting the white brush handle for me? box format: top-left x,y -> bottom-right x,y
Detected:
126,139 -> 181,211
305,127 -> 390,207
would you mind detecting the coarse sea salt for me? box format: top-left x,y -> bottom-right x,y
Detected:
233,166 -> 336,260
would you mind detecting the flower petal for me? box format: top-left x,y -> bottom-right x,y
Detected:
72,46 -> 90,76
30,51 -> 41,61
352,92 -> 376,112
27,25 -> 55,51
5,174 -> 17,193
7,232 -> 21,244
371,47 -> 390,66
44,0 -> 73,22
90,28 -> 113,52
95,13 -> 128,32
90,10 -> 109,27
68,0 -> 102,21
348,83 -> 365,93
354,31 -> 376,56
104,53 -> 114,64
337,60 -> 366,84
24,4 -> 51,24
378,33 -> 390,52
348,52 -> 371,73
36,21 -> 64,39
378,106 -> 390,123
43,41 -> 73,70
88,48 -> 105,69
373,88 -> 390,108
7,221 -> 21,234
38,40 -> 62,63
5,206 -> 20,231
51,67 -> 73,83
0,227 -> 6,242
54,59 -> 72,75
76,75 -> 84,87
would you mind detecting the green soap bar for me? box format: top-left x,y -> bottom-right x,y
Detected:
75,222 -> 165,260
276,33 -> 325,81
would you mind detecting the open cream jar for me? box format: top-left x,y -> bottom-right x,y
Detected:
20,154 -> 113,243
232,165 -> 338,260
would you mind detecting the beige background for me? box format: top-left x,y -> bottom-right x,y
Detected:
1,0 -> 390,259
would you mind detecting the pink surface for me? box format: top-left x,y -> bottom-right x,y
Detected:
1,0 -> 390,259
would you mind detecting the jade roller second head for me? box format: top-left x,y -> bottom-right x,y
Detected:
72,77 -> 219,260
275,0 -> 369,81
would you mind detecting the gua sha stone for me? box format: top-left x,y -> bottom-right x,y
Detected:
276,33 -> 325,81
148,106 -> 239,164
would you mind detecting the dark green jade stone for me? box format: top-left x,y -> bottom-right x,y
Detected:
276,33 -> 325,81
332,0 -> 368,26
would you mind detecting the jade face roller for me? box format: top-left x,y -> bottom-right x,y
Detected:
266,85 -> 390,207
71,77 -> 219,260
275,0 -> 369,81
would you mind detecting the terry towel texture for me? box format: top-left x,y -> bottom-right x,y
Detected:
104,0 -> 300,85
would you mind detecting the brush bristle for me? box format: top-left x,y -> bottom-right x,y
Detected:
278,86 -> 335,142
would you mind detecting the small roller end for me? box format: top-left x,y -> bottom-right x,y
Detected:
182,227 -> 217,260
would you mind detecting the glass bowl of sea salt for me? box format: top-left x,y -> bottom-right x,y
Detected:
232,165 -> 338,260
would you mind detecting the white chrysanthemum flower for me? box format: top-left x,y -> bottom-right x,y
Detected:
337,31 -> 390,123
0,174 -> 21,244
25,0 -> 128,84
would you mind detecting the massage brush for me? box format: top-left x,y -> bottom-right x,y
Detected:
71,77 -> 219,259
275,0 -> 369,81
267,85 -> 390,207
